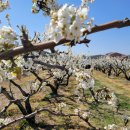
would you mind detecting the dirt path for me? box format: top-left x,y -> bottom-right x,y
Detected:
93,71 -> 130,97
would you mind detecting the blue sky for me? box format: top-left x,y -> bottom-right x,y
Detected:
0,0 -> 130,55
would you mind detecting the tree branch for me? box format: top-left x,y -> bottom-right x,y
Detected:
0,107 -> 95,129
0,39 -> 89,60
0,18 -> 129,60
10,80 -> 28,97
83,18 -> 130,35
0,100 -> 22,117
0,87 -> 27,116
33,60 -> 67,71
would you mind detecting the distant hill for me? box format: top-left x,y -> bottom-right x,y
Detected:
90,52 -> 129,59
105,52 -> 128,59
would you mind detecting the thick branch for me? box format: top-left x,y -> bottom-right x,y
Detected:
10,80 -> 28,97
0,18 -> 129,60
83,18 -> 130,35
33,60 -> 67,71
0,99 -> 23,117
0,39 -> 89,60
0,100 -> 15,116
0,107 -> 95,129
0,87 -> 27,116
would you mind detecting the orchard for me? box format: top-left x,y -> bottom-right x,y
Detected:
0,0 -> 130,129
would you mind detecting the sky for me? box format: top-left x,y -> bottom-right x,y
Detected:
0,0 -> 130,55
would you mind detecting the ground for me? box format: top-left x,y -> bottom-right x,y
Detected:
0,70 -> 130,129
93,71 -> 130,97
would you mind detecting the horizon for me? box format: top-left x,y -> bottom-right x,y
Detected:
89,51 -> 130,56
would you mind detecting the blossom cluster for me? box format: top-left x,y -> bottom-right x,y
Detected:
58,102 -> 67,109
75,69 -> 95,90
104,124 -> 129,130
104,124 -> 118,130
74,108 -> 90,119
51,69 -> 66,79
107,92 -> 119,109
0,55 -> 26,80
32,0 -> 40,13
0,0 -> 9,12
44,0 -> 94,43
0,26 -> 17,51
0,118 -> 11,126
32,0 -> 56,14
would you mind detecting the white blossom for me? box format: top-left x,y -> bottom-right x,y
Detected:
58,102 -> 67,109
74,108 -> 81,115
0,26 -> 17,50
82,112 -> 90,118
0,0 -> 9,12
0,118 -> 11,126
104,124 -> 117,130
108,92 -> 118,108
43,1 -> 93,43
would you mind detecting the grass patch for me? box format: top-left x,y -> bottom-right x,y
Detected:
117,94 -> 130,111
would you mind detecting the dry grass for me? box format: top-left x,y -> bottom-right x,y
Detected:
0,70 -> 130,129
93,70 -> 130,97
